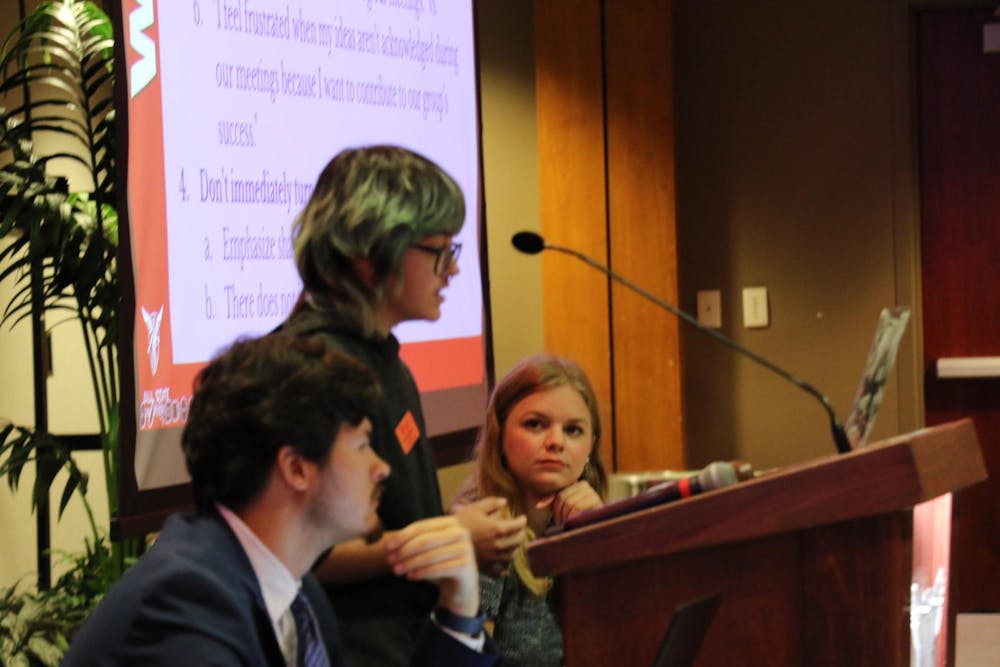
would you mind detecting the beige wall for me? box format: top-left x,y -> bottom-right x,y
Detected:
675,0 -> 929,469
477,0 -> 544,378
439,0 -> 544,506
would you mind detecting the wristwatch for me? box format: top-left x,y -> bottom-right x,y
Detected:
433,606 -> 486,636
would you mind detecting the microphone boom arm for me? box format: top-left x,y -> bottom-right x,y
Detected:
546,243 -> 851,455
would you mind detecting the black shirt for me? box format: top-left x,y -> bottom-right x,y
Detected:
279,307 -> 443,667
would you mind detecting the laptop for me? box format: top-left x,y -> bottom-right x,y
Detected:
842,306 -> 911,449
650,593 -> 722,667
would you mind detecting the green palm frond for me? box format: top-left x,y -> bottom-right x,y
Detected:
0,422 -> 90,521
0,2 -> 138,659
0,1 -> 114,201
0,0 -> 121,568
0,1 -> 117,426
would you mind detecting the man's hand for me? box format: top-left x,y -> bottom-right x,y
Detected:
452,497 -> 527,573
383,516 -> 479,617
536,481 -> 603,526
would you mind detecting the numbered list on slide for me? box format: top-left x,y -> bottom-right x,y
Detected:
157,0 -> 477,365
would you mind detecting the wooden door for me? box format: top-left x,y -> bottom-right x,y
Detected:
917,7 -> 1000,663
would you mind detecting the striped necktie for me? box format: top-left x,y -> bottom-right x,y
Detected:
291,590 -> 330,667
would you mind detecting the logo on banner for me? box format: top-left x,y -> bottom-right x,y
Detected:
129,0 -> 157,98
141,305 -> 164,375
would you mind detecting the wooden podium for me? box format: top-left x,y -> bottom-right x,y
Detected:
526,419 -> 987,666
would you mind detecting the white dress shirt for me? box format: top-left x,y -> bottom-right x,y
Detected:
217,504 -> 300,666
217,504 -> 484,658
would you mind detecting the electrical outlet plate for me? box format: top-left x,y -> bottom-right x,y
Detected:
696,290 -> 722,328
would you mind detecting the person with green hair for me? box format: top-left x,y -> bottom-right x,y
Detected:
279,145 -> 526,667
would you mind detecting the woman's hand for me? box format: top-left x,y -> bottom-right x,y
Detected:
452,497 -> 527,573
536,481 -> 603,526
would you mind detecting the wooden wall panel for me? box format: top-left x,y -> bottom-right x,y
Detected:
604,0 -> 684,470
534,1 -> 614,454
917,8 -> 1000,662
534,0 -> 683,471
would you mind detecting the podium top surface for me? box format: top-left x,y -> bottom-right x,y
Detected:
527,419 -> 986,577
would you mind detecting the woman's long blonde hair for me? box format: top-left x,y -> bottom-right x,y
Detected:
470,354 -> 607,594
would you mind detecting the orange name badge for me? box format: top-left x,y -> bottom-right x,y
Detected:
395,410 -> 421,455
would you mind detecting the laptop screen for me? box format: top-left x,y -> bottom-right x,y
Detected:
843,306 -> 911,449
650,593 -> 722,667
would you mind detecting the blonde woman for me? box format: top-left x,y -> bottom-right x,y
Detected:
458,354 -> 608,667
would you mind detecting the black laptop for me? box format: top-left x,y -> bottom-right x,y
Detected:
650,593 -> 721,667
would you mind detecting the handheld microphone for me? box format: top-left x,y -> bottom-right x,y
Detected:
545,461 -> 744,535
512,230 -> 851,455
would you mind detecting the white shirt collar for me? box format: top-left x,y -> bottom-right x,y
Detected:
216,503 -> 299,626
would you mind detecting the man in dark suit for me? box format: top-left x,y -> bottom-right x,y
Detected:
64,335 -> 499,666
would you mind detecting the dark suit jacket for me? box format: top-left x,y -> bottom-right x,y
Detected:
63,511 -> 500,667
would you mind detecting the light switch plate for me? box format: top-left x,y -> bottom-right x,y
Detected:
742,287 -> 769,328
696,290 -> 722,328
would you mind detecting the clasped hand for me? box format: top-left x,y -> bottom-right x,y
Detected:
452,497 -> 528,574
383,516 -> 479,617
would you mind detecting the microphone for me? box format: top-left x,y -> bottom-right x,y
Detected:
512,230 -> 851,455
545,461 -> 745,535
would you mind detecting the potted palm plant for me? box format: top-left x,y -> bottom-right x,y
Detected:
0,1 -> 136,661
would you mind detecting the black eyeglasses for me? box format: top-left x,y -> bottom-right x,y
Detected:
411,242 -> 462,276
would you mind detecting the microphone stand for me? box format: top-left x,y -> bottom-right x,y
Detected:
540,241 -> 852,455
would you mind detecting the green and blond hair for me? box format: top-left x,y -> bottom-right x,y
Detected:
293,145 -> 465,335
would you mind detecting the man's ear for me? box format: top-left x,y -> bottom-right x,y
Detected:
274,445 -> 313,493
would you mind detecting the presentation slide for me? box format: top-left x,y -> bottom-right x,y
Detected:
119,0 -> 484,494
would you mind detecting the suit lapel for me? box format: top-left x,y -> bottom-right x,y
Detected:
252,600 -> 287,667
198,511 -> 291,667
